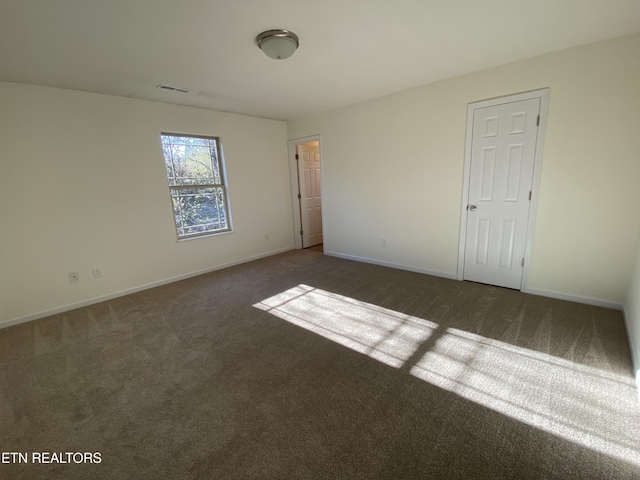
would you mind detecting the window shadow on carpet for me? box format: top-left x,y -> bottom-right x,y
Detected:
254,284 -> 640,467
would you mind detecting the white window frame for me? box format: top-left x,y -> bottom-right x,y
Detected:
160,132 -> 232,240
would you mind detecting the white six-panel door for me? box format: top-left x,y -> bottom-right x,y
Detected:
297,144 -> 323,248
463,98 -> 541,289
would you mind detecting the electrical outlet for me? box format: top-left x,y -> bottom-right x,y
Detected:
92,267 -> 102,278
381,238 -> 388,247
68,272 -> 79,283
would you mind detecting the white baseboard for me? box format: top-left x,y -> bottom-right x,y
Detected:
622,306 -> 640,402
3,247 -> 626,330
524,287 -> 623,311
327,251 -> 635,399
324,251 -> 459,281
0,246 -> 294,330
326,251 -> 623,310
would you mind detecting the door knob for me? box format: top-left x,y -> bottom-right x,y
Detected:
468,205 -> 477,211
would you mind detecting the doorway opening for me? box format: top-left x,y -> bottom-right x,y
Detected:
288,136 -> 323,250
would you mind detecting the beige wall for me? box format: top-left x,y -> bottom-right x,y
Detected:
0,82 -> 293,324
625,233 -> 640,383
287,33 -> 640,307
2,34 -> 639,329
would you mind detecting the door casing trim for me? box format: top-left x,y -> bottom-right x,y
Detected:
457,89 -> 550,292
288,135 -> 323,250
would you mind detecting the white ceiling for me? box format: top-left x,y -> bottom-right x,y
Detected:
1,0 -> 639,121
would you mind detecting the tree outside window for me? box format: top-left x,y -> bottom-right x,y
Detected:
160,133 -> 231,239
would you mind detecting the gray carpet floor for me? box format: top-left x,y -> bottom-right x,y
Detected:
1,249 -> 639,479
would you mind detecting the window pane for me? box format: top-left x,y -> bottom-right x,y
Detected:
161,135 -> 222,186
161,133 -> 230,239
177,145 -> 213,185
170,187 -> 229,236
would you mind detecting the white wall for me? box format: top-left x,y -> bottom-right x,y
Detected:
625,231 -> 640,385
287,33 -> 640,307
0,82 -> 293,325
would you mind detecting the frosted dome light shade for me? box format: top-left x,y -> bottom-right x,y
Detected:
256,30 -> 299,60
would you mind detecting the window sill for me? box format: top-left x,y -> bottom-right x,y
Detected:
176,229 -> 233,242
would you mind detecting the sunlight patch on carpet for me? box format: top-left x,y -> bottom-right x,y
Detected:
255,284 -> 640,466
410,327 -> 640,465
254,284 -> 437,368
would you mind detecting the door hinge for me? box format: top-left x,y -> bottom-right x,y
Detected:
300,229 -> 304,235
295,154 -> 299,160
521,258 -> 525,267
529,190 -> 532,201
297,193 -> 301,199
536,115 -> 540,126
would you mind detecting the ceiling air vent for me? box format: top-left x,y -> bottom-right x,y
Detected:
156,84 -> 192,94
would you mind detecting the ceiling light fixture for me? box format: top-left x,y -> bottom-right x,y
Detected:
256,29 -> 299,60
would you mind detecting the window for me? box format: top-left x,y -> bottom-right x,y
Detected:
160,133 -> 231,239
